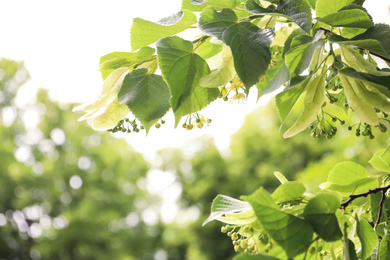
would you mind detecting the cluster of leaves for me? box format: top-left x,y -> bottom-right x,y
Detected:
74,0 -> 390,139
205,146 -> 390,259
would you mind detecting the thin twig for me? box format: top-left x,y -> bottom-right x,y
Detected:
340,184 -> 390,209
376,190 -> 386,226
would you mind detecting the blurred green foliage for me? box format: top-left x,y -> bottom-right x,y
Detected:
0,58 -> 388,260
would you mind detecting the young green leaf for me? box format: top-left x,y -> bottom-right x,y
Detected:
274,171 -> 289,184
181,0 -> 241,12
202,194 -> 253,226
283,69 -> 326,138
275,76 -> 310,123
370,192 -> 387,224
157,36 -> 219,126
118,68 -> 171,134
242,188 -> 314,258
245,0 -> 279,15
339,67 -> 390,90
233,253 -> 280,260
198,7 -> 238,40
199,45 -> 236,88
369,149 -> 390,173
303,192 -> 342,242
99,47 -> 156,80
222,22 -> 272,87
130,10 -> 197,51
317,8 -> 373,28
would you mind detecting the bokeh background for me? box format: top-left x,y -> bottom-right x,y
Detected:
1,1 -> 390,260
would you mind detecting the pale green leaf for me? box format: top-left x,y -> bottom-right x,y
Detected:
118,68 -> 171,134
356,218 -> 378,259
318,9 -> 373,28
271,26 -> 295,47
199,45 -> 236,88
369,149 -> 390,173
73,67 -> 129,113
202,194 -> 253,226
320,177 -> 377,196
271,181 -> 305,204
339,74 -> 380,125
283,69 -> 327,138
130,10 -> 197,50
370,192 -> 387,225
380,145 -> 390,165
198,7 -> 238,40
181,0 -> 241,12
315,0 -> 354,18
233,253 -> 280,260
275,76 -> 310,123
92,98 -> 130,130
222,22 -> 272,87
339,67 -> 390,90
157,36 -> 219,126
242,188 -> 314,258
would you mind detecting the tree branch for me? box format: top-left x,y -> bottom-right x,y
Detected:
340,184 -> 390,209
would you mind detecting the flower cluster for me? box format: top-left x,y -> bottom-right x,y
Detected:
220,77 -> 247,104
107,118 -> 144,133
182,113 -> 211,130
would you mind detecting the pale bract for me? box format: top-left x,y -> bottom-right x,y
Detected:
73,67 -> 130,130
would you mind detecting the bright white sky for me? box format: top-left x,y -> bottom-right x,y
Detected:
1,0 -> 389,159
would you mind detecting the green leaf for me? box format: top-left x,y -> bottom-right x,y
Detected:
275,76 -> 310,123
99,47 -> 156,80
233,253 -> 280,260
198,7 -> 238,40
339,67 -> 390,90
278,0 -> 312,33
199,45 -> 236,88
271,181 -> 305,204
351,24 -> 390,58
245,0 -> 279,15
92,98 -> 130,130
243,188 -> 314,258
379,234 -> 390,260
303,192 -> 342,241
315,0 -> 354,18
256,56 -> 290,99
320,161 -> 377,196
282,28 -> 307,57
222,22 -> 272,87
157,36 -> 219,126
202,194 -> 253,226
284,31 -> 324,76
283,69 -> 326,138
118,68 -> 171,134
318,8 -> 373,28
181,0 -> 241,12
356,218 -> 378,259
369,149 -> 390,173
130,10 -> 197,51
196,37 -> 223,60
381,145 -> 390,165
327,161 -> 368,184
